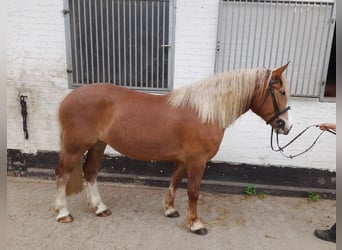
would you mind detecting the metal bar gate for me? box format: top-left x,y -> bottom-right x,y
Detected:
215,0 -> 335,97
64,0 -> 174,91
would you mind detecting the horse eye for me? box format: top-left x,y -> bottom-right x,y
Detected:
279,89 -> 286,96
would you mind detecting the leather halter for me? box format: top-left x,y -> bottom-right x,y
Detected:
265,69 -> 291,129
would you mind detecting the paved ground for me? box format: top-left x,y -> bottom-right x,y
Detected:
7,177 -> 336,250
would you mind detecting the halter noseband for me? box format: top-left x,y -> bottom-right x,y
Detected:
265,69 -> 291,129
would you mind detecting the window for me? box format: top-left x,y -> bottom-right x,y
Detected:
64,0 -> 175,91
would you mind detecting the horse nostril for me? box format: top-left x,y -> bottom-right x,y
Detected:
275,119 -> 285,129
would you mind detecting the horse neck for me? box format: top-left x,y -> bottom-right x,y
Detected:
249,72 -> 270,115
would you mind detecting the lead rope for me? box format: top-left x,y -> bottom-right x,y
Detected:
20,95 -> 29,139
270,125 -> 335,159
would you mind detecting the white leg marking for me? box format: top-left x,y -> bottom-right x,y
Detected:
190,219 -> 205,232
85,181 -> 108,214
169,185 -> 175,197
163,186 -> 176,216
55,185 -> 70,220
164,207 -> 177,217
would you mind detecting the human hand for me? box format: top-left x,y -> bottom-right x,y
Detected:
318,123 -> 336,132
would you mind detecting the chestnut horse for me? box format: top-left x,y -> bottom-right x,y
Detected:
55,63 -> 292,235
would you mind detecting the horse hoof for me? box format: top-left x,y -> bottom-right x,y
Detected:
166,211 -> 180,218
57,215 -> 74,223
96,209 -> 112,217
193,228 -> 208,235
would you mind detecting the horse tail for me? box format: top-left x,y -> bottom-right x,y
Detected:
58,122 -> 84,196
65,161 -> 84,196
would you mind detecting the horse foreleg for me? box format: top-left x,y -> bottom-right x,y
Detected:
186,162 -> 207,235
163,162 -> 186,218
83,141 -> 111,217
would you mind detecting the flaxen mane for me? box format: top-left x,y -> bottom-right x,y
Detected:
168,68 -> 275,129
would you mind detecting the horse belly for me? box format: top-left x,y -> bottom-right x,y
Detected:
99,105 -> 183,161
104,124 -> 181,161
102,116 -> 223,163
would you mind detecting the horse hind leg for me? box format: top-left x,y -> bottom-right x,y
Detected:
55,150 -> 84,223
83,140 -> 112,217
163,162 -> 186,218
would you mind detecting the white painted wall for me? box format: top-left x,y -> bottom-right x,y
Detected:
173,0 -> 219,85
7,0 -> 336,171
7,0 -> 70,154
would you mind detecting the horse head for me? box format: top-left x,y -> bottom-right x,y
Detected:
252,62 -> 292,135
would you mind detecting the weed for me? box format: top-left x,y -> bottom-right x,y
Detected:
307,191 -> 321,202
244,184 -> 256,196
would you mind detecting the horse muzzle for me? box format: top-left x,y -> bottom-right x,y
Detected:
274,118 -> 292,135
266,104 -> 291,135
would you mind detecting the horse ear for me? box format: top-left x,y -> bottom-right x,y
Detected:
273,61 -> 290,78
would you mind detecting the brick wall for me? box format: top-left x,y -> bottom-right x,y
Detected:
7,0 -> 336,171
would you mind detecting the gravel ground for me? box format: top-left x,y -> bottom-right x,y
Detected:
7,177 -> 336,250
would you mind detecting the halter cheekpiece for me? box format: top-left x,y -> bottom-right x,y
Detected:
265,69 -> 291,129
